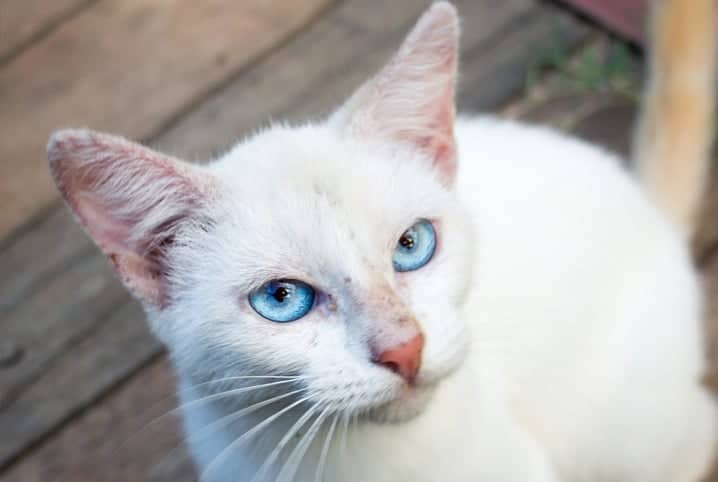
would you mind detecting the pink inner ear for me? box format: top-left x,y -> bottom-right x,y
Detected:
110,251 -> 164,307
420,134 -> 455,180
48,128 -> 210,309
417,81 -> 456,181
331,2 -> 459,183
75,189 -> 169,307
75,192 -> 134,253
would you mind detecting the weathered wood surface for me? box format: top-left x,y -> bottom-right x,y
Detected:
159,0 -> 589,160
0,357 -> 190,482
0,0 -> 96,63
0,0 -> 332,242
561,0 -> 647,43
1,251 -> 125,407
0,0 -> 591,479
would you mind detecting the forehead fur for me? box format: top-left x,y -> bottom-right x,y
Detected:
181,124 -> 453,292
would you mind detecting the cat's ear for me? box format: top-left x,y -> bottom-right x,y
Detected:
330,2 -> 459,184
47,129 -> 216,309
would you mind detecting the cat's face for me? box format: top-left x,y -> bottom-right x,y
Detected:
47,3 -> 467,422
158,125 -> 473,421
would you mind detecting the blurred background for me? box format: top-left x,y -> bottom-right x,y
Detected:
2,0 -> 718,481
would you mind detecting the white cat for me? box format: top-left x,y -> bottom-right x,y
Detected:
47,1 -> 716,481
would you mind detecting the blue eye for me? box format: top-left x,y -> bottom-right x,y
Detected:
392,219 -> 437,272
249,279 -> 315,323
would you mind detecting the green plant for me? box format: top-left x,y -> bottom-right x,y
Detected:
528,35 -> 640,101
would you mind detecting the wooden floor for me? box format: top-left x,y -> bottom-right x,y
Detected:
1,1 -> 717,481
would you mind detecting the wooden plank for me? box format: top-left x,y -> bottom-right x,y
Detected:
0,342 -> 179,482
512,94 -> 636,160
0,0 -> 332,242
0,208 -> 92,314
695,166 -> 718,264
158,0 -> 589,160
560,0 -> 647,43
0,0 -> 96,63
0,355 -> 185,482
458,3 -> 589,113
0,251 -> 126,410
0,301 -> 162,472
0,0 -> 592,476
157,0 -> 454,158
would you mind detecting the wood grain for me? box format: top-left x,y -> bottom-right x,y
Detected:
0,208 -> 92,315
0,301 -> 160,472
0,251 -> 126,410
0,0 -> 332,242
0,0 -> 95,63
159,0 -> 589,160
458,3 -> 589,113
0,356 -> 188,482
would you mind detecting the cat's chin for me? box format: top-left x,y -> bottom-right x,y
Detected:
366,382 -> 437,423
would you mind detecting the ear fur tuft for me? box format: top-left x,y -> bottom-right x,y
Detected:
48,129 -> 215,308
330,2 -> 460,183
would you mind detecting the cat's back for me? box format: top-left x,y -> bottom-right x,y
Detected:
454,117 -> 713,479
454,115 -> 700,373
455,116 -> 681,270
455,116 -> 661,237
454,117 -> 682,297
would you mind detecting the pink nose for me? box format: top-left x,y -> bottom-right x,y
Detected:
373,333 -> 425,383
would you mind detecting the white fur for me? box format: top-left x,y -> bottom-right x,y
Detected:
162,116 -> 715,482
47,3 -> 716,481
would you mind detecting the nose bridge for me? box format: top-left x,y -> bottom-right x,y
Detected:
361,277 -> 425,383
337,237 -> 421,346
363,277 -> 422,348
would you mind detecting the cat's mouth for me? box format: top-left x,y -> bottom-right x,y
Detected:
366,381 -> 437,423
364,335 -> 469,423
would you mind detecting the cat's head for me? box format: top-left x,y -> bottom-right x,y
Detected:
47,2 -> 473,422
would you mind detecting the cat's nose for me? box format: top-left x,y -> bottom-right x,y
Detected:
373,333 -> 425,383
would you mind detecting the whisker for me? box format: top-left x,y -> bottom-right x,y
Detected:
177,377 -> 313,412
346,411 -> 359,462
201,394 -> 312,481
277,403 -> 332,482
134,375 -> 311,428
352,411 -> 359,434
185,374 -> 311,389
188,388 -> 308,445
154,387 -> 308,475
339,411 -> 351,467
314,413 -> 339,482
250,399 -> 322,482
129,378 -> 302,445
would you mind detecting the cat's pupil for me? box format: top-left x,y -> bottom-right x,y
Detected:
400,233 -> 415,250
273,287 -> 290,302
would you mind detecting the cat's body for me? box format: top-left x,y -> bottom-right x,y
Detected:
177,119 -> 715,482
47,1 -> 717,481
